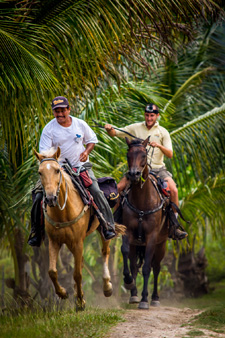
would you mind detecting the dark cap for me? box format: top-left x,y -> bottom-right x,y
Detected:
51,96 -> 69,110
145,103 -> 159,114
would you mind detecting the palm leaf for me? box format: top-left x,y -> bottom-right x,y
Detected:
168,104 -> 225,189
179,174 -> 225,239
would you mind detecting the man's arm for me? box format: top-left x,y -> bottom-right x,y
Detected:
150,141 -> 173,159
104,124 -> 116,137
80,143 -> 95,162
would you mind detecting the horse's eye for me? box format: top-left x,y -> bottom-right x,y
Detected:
56,169 -> 60,174
38,171 -> 42,176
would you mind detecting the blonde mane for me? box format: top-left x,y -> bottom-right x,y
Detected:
40,147 -> 63,163
63,170 -> 77,193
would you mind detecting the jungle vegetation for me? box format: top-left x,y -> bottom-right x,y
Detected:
0,0 -> 225,306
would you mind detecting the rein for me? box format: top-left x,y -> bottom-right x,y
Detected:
125,168 -> 166,242
92,119 -> 140,140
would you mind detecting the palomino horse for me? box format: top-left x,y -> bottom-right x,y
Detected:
34,147 -> 114,311
121,137 -> 169,309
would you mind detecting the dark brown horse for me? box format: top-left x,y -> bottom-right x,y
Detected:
121,137 -> 169,309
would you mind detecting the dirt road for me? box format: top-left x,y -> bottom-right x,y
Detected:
108,306 -> 225,338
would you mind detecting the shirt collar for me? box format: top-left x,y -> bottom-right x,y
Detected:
142,120 -> 159,129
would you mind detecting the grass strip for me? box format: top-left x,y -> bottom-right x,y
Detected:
0,307 -> 125,338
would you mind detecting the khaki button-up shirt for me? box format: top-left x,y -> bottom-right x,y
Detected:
115,121 -> 172,169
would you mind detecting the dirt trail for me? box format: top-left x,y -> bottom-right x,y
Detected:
108,306 -> 225,338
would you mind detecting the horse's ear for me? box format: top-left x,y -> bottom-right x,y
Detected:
143,136 -> 150,148
34,149 -> 44,162
125,137 -> 131,146
53,147 -> 61,160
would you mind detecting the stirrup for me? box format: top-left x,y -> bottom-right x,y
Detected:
170,228 -> 188,240
28,232 -> 43,247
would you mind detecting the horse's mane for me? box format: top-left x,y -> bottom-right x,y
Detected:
40,147 -> 64,163
130,138 -> 143,145
129,138 -> 144,147
63,171 -> 77,193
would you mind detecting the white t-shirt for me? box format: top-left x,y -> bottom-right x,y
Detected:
39,116 -> 98,167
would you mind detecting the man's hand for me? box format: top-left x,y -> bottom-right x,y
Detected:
150,141 -> 173,158
80,150 -> 88,162
104,124 -> 116,137
80,143 -> 95,162
104,124 -> 113,131
150,141 -> 160,148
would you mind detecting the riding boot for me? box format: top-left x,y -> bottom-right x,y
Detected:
101,222 -> 116,241
28,192 -> 45,247
167,207 -> 188,240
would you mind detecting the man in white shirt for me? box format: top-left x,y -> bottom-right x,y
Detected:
104,103 -> 187,240
28,96 -> 116,246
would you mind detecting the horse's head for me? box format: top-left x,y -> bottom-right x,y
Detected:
126,137 -> 149,182
34,147 -> 62,207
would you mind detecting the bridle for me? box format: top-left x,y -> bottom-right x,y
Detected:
125,143 -> 166,242
39,157 -> 89,229
40,158 -> 68,211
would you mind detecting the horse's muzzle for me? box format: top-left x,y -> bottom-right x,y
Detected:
127,170 -> 142,182
45,195 -> 57,207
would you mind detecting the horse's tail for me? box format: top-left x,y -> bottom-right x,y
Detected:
115,222 -> 126,236
136,246 -> 145,269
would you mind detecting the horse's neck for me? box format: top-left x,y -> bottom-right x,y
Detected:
50,175 -> 83,219
129,167 -> 158,205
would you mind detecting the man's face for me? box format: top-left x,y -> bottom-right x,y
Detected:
53,107 -> 71,125
144,112 -> 159,129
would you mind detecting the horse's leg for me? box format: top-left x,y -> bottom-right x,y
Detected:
139,236 -> 157,310
101,236 -> 113,297
121,235 -> 135,289
151,241 -> 167,307
129,244 -> 139,304
71,242 -> 85,311
48,238 -> 68,299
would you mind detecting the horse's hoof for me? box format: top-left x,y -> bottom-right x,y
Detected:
151,300 -> 160,307
129,296 -> 139,304
103,279 -> 113,297
57,288 -> 68,299
60,292 -> 68,300
104,288 -> 113,297
124,280 -> 135,290
138,301 -> 149,310
75,298 -> 85,312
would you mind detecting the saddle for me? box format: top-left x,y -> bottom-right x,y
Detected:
149,171 -> 170,197
62,163 -> 119,230
97,177 -> 119,208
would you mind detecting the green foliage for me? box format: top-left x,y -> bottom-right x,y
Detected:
205,237 -> 225,282
0,307 -> 125,338
193,307 -> 225,327
184,329 -> 205,336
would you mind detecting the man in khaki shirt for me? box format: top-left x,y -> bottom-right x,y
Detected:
104,103 -> 187,240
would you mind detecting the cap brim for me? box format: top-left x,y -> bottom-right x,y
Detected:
52,104 -> 68,109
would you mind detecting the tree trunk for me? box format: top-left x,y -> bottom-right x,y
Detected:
5,227 -> 31,306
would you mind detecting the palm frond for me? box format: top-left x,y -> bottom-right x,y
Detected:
180,174 -> 225,239
168,104 -> 225,188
